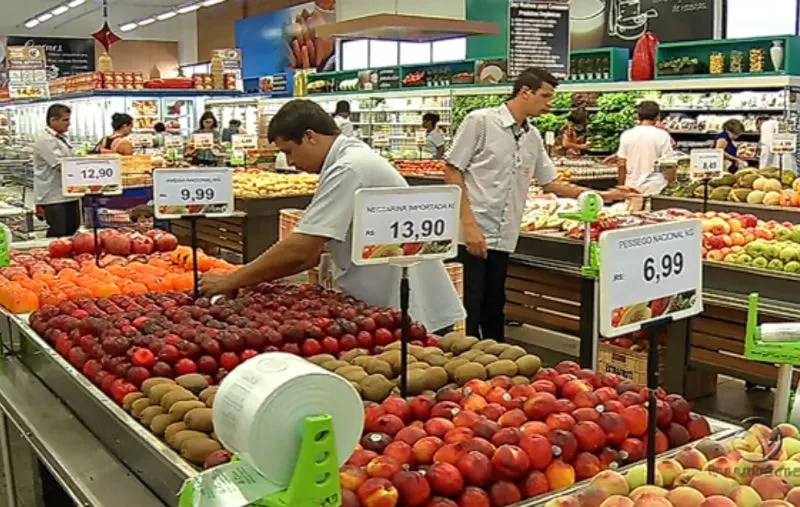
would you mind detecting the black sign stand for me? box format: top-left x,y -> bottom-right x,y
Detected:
181,214 -> 202,298
701,177 -> 711,213
85,194 -> 102,267
399,266 -> 411,397
639,316 -> 672,484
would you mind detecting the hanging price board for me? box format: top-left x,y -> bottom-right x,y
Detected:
690,148 -> 724,179
770,133 -> 797,154
153,167 -> 234,219
231,134 -> 258,150
61,156 -> 122,196
373,132 -> 388,146
598,219 -> 703,337
164,135 -> 184,149
192,133 -> 214,150
352,185 -> 461,266
415,130 -> 427,145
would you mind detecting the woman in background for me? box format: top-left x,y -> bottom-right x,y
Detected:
332,100 -> 354,137
186,111 -> 222,166
93,113 -> 134,155
554,107 -> 590,156
422,113 -> 446,159
715,119 -> 746,173
153,122 -> 166,148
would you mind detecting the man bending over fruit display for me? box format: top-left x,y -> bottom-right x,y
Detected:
199,100 -> 465,334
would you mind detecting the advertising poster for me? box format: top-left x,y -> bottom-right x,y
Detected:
6,36 -> 95,79
508,0 -> 570,80
570,0 -> 714,50
7,46 -> 48,99
235,0 -> 336,79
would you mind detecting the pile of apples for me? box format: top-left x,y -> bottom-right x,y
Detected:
545,422 -> 800,507
47,228 -> 180,259
340,360 -> 711,507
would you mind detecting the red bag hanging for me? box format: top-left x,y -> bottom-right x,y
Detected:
630,32 -> 659,81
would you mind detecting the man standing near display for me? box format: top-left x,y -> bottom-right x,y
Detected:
199,99 -> 465,333
616,100 -> 674,193
444,67 -> 634,340
33,104 -> 80,238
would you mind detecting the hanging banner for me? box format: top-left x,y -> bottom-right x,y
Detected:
7,46 -> 48,99
508,0 -> 571,80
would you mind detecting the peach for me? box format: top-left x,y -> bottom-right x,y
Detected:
604,400 -> 626,414
727,485 -> 761,507
665,394 -> 691,424
777,424 -> 800,439
365,402 -> 387,428
574,421 -> 607,453
598,413 -> 629,446
520,470 -> 549,499
573,407 -> 602,423
434,443 -> 468,465
457,450 -> 492,487
491,444 -> 531,480
656,459 -> 684,488
453,410 -> 481,429
596,387 -> 619,402
598,496 -> 633,507
751,475 -> 791,500
676,446 -> 709,470
366,456 -> 402,480
532,379 -> 557,396
490,375 -> 514,390
489,481 -> 522,507
642,429 -> 669,455
689,471 -> 737,497
781,437 -> 800,459
523,392 -> 557,421
758,501 -> 793,507
619,391 -> 643,407
457,486 -> 490,507
348,449 -> 380,467
521,421 -> 551,437
341,465 -> 369,491
654,400 -> 673,428
357,477 -> 399,507
491,427 -> 521,447
698,496 -> 737,507
548,429 -> 579,462
667,486 -> 705,507
554,399 -> 577,413
392,470 -> 430,507
485,386 -> 510,406
705,456 -> 738,479
462,437 -> 496,458
425,418 -> 456,438
545,459 -> 576,491
619,438 -> 645,464
444,428 -> 474,445
342,489 -> 361,507
464,379 -> 491,396
696,439 -> 726,460
776,460 -> 800,487
629,486 -> 667,501
384,441 -> 414,466
461,394 -> 488,413
427,462 -> 464,497
425,496 -> 457,507
498,409 -> 527,429
519,434 -> 553,470
575,486 -> 610,507
621,406 -> 648,437
412,436 -> 444,464
546,412 -> 577,431
626,464 -> 663,490
674,469 -> 701,488
383,397 -> 411,424
572,451 -> 602,480
562,379 -> 593,400
590,470 -> 629,496
553,373 -> 578,393
632,495 -> 670,507
543,495 -> 580,507
785,487 -> 800,507
667,422 -> 692,448
509,384 -> 535,400
369,414 -> 406,437
598,447 -> 623,471
480,403 -> 506,421
686,414 -> 712,440
431,401 -> 461,420
395,426 -> 428,446
573,391 -> 601,410
472,419 -> 499,441
437,388 -> 465,404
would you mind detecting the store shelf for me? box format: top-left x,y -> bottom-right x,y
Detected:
0,89 -> 242,108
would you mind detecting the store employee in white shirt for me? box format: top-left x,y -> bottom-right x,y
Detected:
200,99 -> 465,333
616,101 -> 674,193
422,113 -> 446,159
445,67 -> 633,340
33,104 -> 80,238
333,100 -> 355,137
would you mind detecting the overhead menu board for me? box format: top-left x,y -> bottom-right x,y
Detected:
7,46 -> 48,99
508,0 -> 571,80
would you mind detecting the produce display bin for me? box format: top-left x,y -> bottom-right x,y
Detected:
652,195 -> 800,224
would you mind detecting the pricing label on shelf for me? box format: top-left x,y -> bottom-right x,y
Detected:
690,148 -> 724,180
598,219 -> 703,338
153,167 -> 234,219
192,133 -> 214,150
232,134 -> 258,150
130,133 -> 154,149
352,185 -> 461,266
415,130 -> 426,144
373,132 -> 388,146
164,135 -> 184,149
61,157 -> 122,196
770,133 -> 797,154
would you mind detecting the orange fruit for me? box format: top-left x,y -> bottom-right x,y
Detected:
94,282 -> 121,298
39,290 -> 65,306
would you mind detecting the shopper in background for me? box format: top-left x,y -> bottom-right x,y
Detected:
422,113 -> 446,159
757,117 -> 796,172
221,119 -> 243,143
616,101 -> 674,193
199,99 -> 464,334
129,204 -> 154,234
92,113 -> 134,155
444,67 -> 634,340
153,122 -> 166,148
186,111 -> 222,166
332,100 -> 354,137
33,104 -> 80,237
554,107 -> 590,156
715,118 -> 746,173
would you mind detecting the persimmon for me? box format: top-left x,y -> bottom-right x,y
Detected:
8,288 -> 39,313
39,290 -> 65,306
94,282 -> 121,298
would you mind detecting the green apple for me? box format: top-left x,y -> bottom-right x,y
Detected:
735,253 -> 753,265
784,261 -> 800,274
791,225 -> 800,244
752,256 -> 769,269
745,240 -> 766,257
769,259 -> 785,271
780,246 -> 797,263
777,227 -> 794,241
765,244 -> 780,260
724,253 -> 739,263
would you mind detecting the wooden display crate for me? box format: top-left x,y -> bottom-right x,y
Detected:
279,208 -> 305,241
504,263 -> 581,335
597,342 -> 665,385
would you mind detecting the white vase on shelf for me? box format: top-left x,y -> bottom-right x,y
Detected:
771,40 -> 785,72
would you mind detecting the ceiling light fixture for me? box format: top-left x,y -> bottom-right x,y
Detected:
67,0 -> 86,6
118,0 -> 227,32
201,0 -> 226,6
37,13 -> 54,22
178,3 -> 201,14
138,17 -> 156,26
51,5 -> 69,15
24,18 -> 40,28
156,10 -> 177,20
119,22 -> 138,31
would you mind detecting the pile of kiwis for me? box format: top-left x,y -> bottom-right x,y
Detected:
308,333 -> 542,402
121,374 -> 221,466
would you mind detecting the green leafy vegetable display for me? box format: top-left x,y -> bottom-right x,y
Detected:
588,92 -> 638,153
530,113 -> 567,135
451,95 -> 507,132
551,92 -> 572,109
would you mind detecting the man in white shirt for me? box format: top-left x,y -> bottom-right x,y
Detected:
445,67 -> 632,340
200,100 -> 464,333
333,100 -> 355,137
616,101 -> 674,193
33,104 -> 80,237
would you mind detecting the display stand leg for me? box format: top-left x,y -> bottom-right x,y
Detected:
578,279 -> 596,369
399,267 -> 410,398
702,178 -> 710,214
91,196 -> 100,267
779,156 -> 784,183
189,216 -> 200,298
642,317 -> 671,485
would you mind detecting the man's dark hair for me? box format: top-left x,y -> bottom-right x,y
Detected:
229,119 -> 242,127
47,104 -> 70,124
422,113 -> 440,126
154,122 -> 166,133
512,67 -> 559,97
268,99 -> 340,143
637,101 -> 661,121
568,108 -> 589,126
335,100 -> 350,115
130,204 -> 154,221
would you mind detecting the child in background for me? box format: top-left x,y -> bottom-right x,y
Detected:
130,204 -> 154,234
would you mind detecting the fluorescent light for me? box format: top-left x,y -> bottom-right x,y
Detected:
51,5 -> 69,15
201,0 -> 226,6
37,12 -> 53,22
120,22 -> 138,31
156,10 -> 177,20
138,17 -> 156,26
178,3 -> 201,13
24,18 -> 39,28
67,0 -> 86,6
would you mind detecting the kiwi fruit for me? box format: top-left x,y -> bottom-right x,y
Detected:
375,350 -> 401,371
321,359 -> 349,371
443,357 -> 470,378
442,382 -> 459,390
365,359 -> 393,378
498,345 -> 527,361
485,343 -> 510,356
141,378 -> 175,396
390,386 -> 401,397
423,346 -> 443,356
340,349 -> 367,362
421,390 -> 437,398
438,332 -> 461,352
423,354 -> 449,367
140,406 -> 165,426
454,362 -> 487,384
472,339 -> 497,351
458,349 -> 484,361
424,367 -> 449,390
205,392 -> 216,408
131,398 -> 154,418
175,374 -> 208,394
181,438 -> 222,466
160,388 -> 197,410
164,422 -> 187,442
150,414 -> 177,436
350,381 -> 362,395
198,386 -> 218,404
406,369 -> 428,396
169,400 -> 206,420
148,383 -> 183,404
408,362 -> 429,371
516,355 -> 542,377
486,359 -> 519,377
451,336 -> 479,354
184,408 -> 214,432
122,392 -> 144,411
335,365 -> 364,376
308,354 -> 336,365
512,376 -> 531,385
342,369 -> 368,383
169,430 -> 209,451
474,354 -> 499,366
359,374 -> 394,402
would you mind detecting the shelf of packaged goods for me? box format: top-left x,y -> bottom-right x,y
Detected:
651,194 -> 800,223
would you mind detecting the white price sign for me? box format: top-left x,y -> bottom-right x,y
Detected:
770,133 -> 797,154
192,133 -> 214,149
61,157 -> 122,196
415,130 -> 427,144
373,132 -> 388,146
164,135 -> 184,149
690,149 -> 724,180
231,134 -> 258,150
599,220 -> 703,337
352,185 -> 461,266
153,167 -> 234,219
130,133 -> 154,148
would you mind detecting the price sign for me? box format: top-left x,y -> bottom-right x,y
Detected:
544,131 -> 556,146
770,133 -> 797,154
153,167 -> 234,219
690,148 -> 724,180
192,133 -> 214,150
415,130 -> 427,145
61,157 -> 122,196
598,219 -> 703,337
164,135 -> 184,149
373,132 -> 388,146
130,133 -> 154,149
352,185 -> 461,266
231,134 -> 258,150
